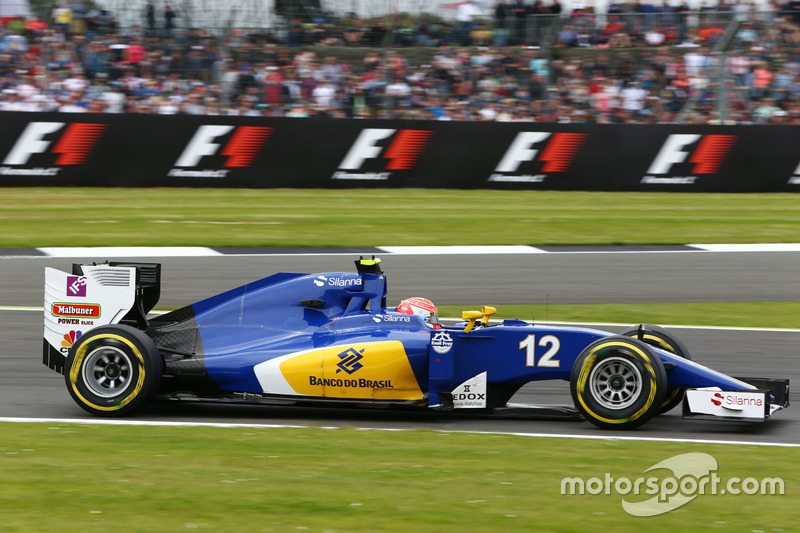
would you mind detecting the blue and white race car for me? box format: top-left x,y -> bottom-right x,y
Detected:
43,258 -> 789,429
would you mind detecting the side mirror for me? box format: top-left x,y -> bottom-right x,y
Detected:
462,310 -> 483,333
481,306 -> 497,325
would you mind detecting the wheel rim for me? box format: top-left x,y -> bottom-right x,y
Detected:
82,346 -> 133,398
588,356 -> 643,410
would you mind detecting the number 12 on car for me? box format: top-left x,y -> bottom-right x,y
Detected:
519,335 -> 560,367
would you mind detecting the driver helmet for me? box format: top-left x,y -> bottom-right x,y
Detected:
397,297 -> 441,329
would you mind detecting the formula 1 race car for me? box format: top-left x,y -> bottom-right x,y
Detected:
43,259 -> 789,429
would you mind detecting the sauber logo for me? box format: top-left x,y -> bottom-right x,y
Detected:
489,132 -> 587,183
170,125 -> 272,178
332,128 -> 433,181
642,134 -> 736,185
1,122 -> 107,175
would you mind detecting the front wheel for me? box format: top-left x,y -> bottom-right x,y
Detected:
570,336 -> 667,430
64,325 -> 163,416
621,324 -> 691,415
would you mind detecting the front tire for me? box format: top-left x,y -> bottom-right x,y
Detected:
621,324 -> 691,414
64,325 -> 163,416
570,336 -> 667,430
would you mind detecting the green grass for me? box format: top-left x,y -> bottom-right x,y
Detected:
0,423 -> 795,533
437,302 -> 800,329
1,188 -> 799,247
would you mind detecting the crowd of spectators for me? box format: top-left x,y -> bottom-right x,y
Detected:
2,1 -> 800,124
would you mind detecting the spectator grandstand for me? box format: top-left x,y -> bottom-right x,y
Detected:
1,0 -> 800,124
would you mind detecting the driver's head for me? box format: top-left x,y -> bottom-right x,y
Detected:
397,297 -> 440,329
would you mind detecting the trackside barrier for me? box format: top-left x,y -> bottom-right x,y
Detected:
0,112 -> 798,191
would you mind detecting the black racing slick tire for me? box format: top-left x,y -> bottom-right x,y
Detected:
621,324 -> 692,415
570,336 -> 667,430
64,325 -> 163,416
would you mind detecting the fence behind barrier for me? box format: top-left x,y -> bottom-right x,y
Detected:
0,112 -> 798,191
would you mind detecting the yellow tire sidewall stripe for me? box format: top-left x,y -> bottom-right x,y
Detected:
69,333 -> 147,412
642,333 -> 674,353
576,341 -> 659,425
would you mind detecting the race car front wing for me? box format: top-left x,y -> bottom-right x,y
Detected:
683,377 -> 790,422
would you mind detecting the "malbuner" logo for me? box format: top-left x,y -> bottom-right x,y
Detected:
51,302 -> 101,318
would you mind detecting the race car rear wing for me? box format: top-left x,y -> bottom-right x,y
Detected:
43,262 -> 161,373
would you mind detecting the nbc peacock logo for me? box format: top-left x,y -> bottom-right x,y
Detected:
60,330 -> 82,353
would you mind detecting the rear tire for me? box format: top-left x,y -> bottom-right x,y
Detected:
64,325 -> 163,416
621,324 -> 691,414
571,336 -> 667,430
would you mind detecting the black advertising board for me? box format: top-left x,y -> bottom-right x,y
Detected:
0,112 -> 798,191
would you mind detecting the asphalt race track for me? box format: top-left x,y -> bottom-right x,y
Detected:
1,251 -> 798,445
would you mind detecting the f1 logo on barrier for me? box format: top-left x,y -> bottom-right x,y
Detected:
170,125 -> 273,178
489,132 -> 587,183
1,122 -> 107,175
786,159 -> 800,185
642,134 -> 737,185
332,128 -> 434,181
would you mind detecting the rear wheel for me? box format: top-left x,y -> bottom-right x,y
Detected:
621,324 -> 691,414
64,325 -> 163,416
571,336 -> 667,430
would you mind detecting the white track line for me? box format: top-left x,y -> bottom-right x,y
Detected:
0,417 -> 797,447
377,245 -> 546,255
36,246 -> 223,257
693,243 -> 800,252
2,243 -> 798,258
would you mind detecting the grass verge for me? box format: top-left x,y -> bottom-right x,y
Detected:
1,188 -> 799,247
0,423 -> 794,533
